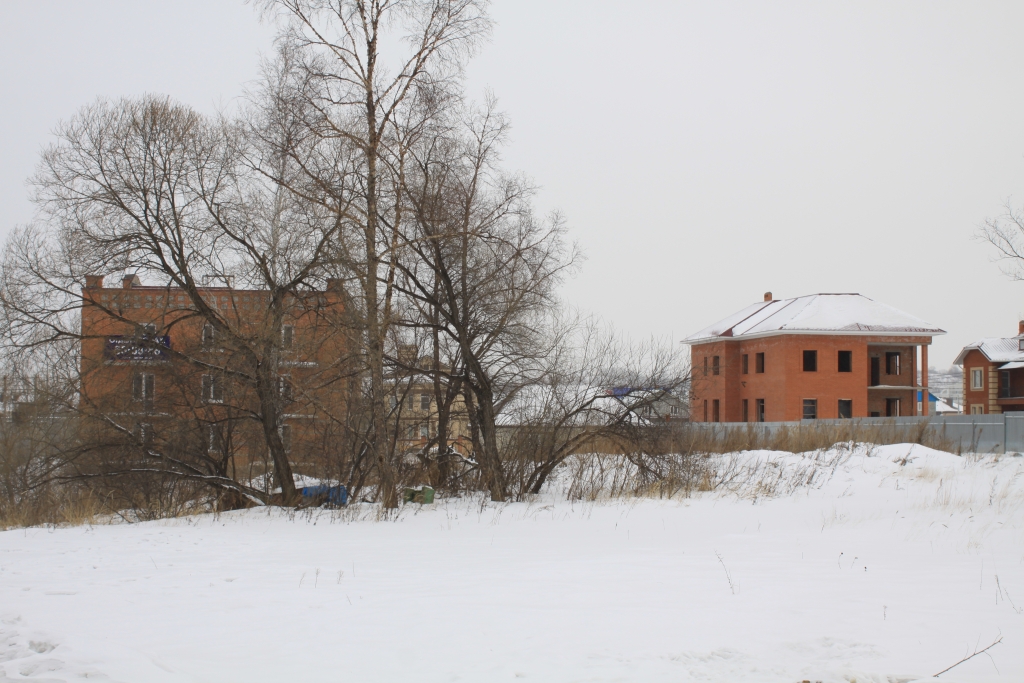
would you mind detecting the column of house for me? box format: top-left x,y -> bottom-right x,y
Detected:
921,344 -> 929,417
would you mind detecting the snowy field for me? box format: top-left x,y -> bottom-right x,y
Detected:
2,444 -> 1023,683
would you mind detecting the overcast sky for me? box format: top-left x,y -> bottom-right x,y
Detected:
3,1 -> 1024,367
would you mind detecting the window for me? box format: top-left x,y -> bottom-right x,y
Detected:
803,350 -> 817,372
419,424 -> 430,439
703,400 -> 708,422
742,399 -> 749,422
133,372 -> 154,406
279,424 -> 292,453
971,404 -> 984,415
138,323 -> 156,336
281,325 -> 294,350
712,356 -> 720,376
1001,370 -> 1011,398
420,394 -> 431,411
755,398 -> 765,422
201,375 -> 224,403
971,368 -> 984,390
133,422 -> 153,446
838,350 -> 852,373
838,399 -> 853,419
712,399 -> 720,422
278,375 -> 293,402
885,398 -> 901,417
207,424 -> 224,453
1020,339 -> 1024,352
703,357 -> 708,376
870,411 -> 880,417
742,354 -> 749,374
755,352 -> 765,374
202,324 -> 217,350
642,404 -> 653,416
885,352 -> 901,376
670,405 -> 679,415
802,399 -> 817,420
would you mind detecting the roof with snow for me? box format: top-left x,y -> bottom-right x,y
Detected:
686,293 -> 945,344
953,336 -> 1024,366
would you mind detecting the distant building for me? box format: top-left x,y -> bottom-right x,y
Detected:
79,274 -> 349,464
953,321 -> 1024,414
685,293 -> 945,422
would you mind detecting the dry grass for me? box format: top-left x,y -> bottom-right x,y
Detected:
0,486 -> 107,530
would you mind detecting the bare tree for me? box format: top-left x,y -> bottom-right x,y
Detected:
252,0 -> 491,507
396,100 -> 581,501
980,200 -> 1024,280
0,95 -> 345,505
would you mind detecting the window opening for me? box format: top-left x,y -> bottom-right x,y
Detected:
802,399 -> 817,420
755,398 -> 765,422
885,398 -> 901,417
755,353 -> 765,373
133,373 -> 154,409
741,354 -> 748,374
712,399 -> 720,422
712,356 -> 720,376
201,375 -> 224,403
278,376 -> 293,402
838,399 -> 852,419
885,352 -> 901,376
202,324 -> 216,350
207,424 -> 224,453
803,350 -> 817,372
838,350 -> 852,373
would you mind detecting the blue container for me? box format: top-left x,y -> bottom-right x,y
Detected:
300,484 -> 348,506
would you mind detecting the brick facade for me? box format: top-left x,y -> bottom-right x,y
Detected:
79,275 -> 350,469
690,334 -> 929,422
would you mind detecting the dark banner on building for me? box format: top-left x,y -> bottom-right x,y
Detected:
104,335 -> 171,362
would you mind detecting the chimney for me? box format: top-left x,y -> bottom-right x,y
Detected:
84,275 -> 104,289
1018,320 -> 1024,336
122,274 -> 141,289
763,291 -> 773,302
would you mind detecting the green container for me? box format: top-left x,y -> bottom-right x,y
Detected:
403,486 -> 435,504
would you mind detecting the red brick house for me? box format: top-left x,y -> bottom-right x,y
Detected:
79,274 -> 350,469
686,293 -> 944,422
954,322 -> 1024,415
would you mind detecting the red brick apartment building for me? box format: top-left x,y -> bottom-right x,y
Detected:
686,293 -> 945,422
80,274 -> 349,466
954,321 -> 1024,415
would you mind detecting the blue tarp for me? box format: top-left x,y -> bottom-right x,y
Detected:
300,485 -> 348,506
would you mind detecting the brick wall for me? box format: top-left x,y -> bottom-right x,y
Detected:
691,334 -> 930,422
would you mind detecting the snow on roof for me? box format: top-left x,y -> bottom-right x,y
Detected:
954,337 -> 1024,366
685,294 -> 944,343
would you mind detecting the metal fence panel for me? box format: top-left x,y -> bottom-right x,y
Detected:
693,413 -> 1024,454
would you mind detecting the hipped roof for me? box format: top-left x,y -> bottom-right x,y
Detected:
686,293 -> 944,344
954,337 -> 1024,366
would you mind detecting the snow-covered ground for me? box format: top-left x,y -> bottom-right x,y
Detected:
2,444 -> 1023,682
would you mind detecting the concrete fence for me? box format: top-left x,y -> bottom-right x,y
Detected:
692,413 -> 1024,454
